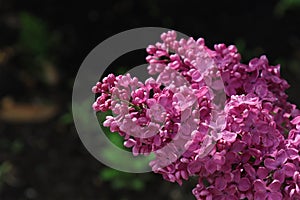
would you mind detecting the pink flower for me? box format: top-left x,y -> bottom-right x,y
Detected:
92,31 -> 300,200
254,179 -> 283,200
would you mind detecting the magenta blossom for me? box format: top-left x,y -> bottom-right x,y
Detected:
92,30 -> 300,199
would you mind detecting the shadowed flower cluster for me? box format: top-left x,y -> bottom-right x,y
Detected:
92,31 -> 300,199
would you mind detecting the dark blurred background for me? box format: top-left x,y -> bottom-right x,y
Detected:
0,0 -> 300,199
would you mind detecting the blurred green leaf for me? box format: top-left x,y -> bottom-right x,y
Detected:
11,140 -> 24,154
59,112 -> 74,125
0,162 -> 13,188
99,168 -> 146,191
274,0 -> 300,16
100,168 -> 120,181
19,12 -> 50,58
235,38 -> 246,55
96,110 -> 128,151
131,179 -> 145,191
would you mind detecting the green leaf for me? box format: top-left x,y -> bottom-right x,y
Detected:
274,0 -> 300,16
19,12 -> 50,58
100,168 -> 120,181
96,111 -> 128,151
131,179 -> 145,191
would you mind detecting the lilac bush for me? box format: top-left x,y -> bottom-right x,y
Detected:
92,31 -> 300,199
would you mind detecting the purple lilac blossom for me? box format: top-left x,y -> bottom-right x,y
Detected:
92,31 -> 300,199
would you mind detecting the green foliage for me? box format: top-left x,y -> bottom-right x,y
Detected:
19,12 -> 50,58
235,38 -> 246,55
59,112 -> 74,125
18,12 -> 61,86
11,140 -> 24,154
96,110 -> 128,151
0,162 -> 13,189
275,0 -> 300,16
99,168 -> 146,191
234,38 -> 265,63
0,139 -> 24,155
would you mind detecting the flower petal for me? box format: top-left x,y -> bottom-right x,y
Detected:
254,179 -> 266,192
264,158 -> 278,170
238,177 -> 251,191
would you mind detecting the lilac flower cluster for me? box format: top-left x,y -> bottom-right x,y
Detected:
92,31 -> 300,199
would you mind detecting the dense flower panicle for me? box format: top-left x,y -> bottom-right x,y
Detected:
92,30 -> 300,199
190,94 -> 300,199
